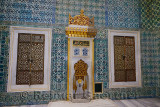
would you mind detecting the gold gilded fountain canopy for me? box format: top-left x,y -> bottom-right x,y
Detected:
69,9 -> 94,26
66,9 -> 97,38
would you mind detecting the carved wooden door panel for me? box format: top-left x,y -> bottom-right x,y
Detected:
16,33 -> 31,85
16,33 -> 45,85
114,36 -> 126,82
114,36 -> 136,82
30,34 -> 45,84
125,37 -> 136,81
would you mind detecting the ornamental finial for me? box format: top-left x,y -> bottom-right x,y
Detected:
68,9 -> 94,26
80,9 -> 84,15
66,10 -> 97,38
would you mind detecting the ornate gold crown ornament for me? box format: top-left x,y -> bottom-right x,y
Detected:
69,9 -> 94,26
66,9 -> 97,38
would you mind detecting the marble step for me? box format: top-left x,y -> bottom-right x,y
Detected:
71,99 -> 91,103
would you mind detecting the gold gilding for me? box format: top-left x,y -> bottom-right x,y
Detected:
67,38 -> 70,100
69,9 -> 94,26
66,9 -> 97,38
73,59 -> 88,92
66,27 -> 97,38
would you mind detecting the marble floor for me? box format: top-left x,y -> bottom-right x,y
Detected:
5,98 -> 160,107
114,98 -> 160,107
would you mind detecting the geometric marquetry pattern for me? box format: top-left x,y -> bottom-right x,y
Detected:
31,35 -> 44,85
16,33 -> 44,85
0,0 -> 56,24
105,0 -> 140,28
31,43 -> 44,71
114,36 -> 125,82
55,0 -> 105,27
125,37 -> 135,70
114,36 -> 136,82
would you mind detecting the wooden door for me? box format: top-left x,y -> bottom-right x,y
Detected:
16,33 -> 45,85
114,36 -> 136,82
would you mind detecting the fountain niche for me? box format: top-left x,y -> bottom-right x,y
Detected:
65,9 -> 97,102
73,59 -> 89,99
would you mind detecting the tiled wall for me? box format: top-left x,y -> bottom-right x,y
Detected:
0,0 -> 159,29
93,30 -> 159,99
51,27 -> 67,91
55,0 -> 105,27
0,0 -> 160,106
0,25 -> 68,106
105,0 -> 140,28
0,26 -> 9,92
141,0 -> 160,30
141,31 -> 159,87
0,0 -> 56,24
155,31 -> 160,97
94,29 -> 108,89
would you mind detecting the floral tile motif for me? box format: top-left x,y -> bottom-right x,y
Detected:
140,31 -> 159,87
0,26 -> 9,92
82,48 -> 88,56
55,0 -> 105,27
51,33 -> 67,91
74,48 -> 80,56
0,0 -> 56,24
0,26 -> 160,106
105,0 -> 140,28
0,0 -> 160,106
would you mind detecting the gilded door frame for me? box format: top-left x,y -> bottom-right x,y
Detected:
67,38 -> 94,100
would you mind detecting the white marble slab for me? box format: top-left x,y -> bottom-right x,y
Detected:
5,98 -> 160,107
